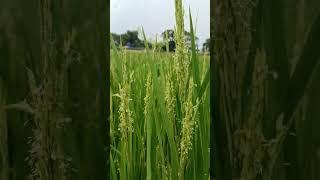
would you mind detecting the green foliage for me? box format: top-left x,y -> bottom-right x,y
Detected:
110,50 -> 210,180
110,1 -> 210,179
202,38 -> 210,53
111,30 -> 144,48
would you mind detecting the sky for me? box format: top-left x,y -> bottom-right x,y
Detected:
111,0 -> 210,49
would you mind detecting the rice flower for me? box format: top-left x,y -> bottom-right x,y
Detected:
144,71 -> 153,120
118,56 -> 134,140
179,79 -> 199,177
165,71 -> 176,122
174,0 -> 190,100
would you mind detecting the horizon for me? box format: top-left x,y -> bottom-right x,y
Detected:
111,0 -> 210,49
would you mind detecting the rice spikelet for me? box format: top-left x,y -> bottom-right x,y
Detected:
179,79 -> 199,178
144,71 -> 153,180
165,70 -> 176,122
174,0 -> 189,100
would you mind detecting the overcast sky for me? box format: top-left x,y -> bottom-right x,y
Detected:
111,0 -> 210,48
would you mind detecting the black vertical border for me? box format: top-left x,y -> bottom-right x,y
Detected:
210,0 -> 215,178
106,0 -> 111,179
209,0 -> 214,179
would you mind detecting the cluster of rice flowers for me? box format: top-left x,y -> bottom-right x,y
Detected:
144,71 -> 153,120
173,1 -> 200,177
110,44 -> 209,180
179,79 -> 200,178
110,0 -> 210,179
165,70 -> 177,123
117,50 -> 134,140
174,0 -> 190,100
117,83 -> 133,140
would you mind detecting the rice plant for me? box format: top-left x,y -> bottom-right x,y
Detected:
110,0 -> 210,179
4,1 -> 76,179
0,0 -> 108,179
212,0 -> 320,179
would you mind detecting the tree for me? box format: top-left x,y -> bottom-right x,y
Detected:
161,29 -> 175,52
161,29 -> 175,42
202,38 -> 210,53
184,31 -> 199,51
111,31 -> 144,48
161,29 -> 199,52
121,30 -> 144,48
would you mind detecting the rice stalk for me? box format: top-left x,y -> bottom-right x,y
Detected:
115,51 -> 134,179
144,71 -> 153,180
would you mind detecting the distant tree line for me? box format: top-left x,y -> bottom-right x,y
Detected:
111,29 -> 210,53
111,31 -> 145,48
